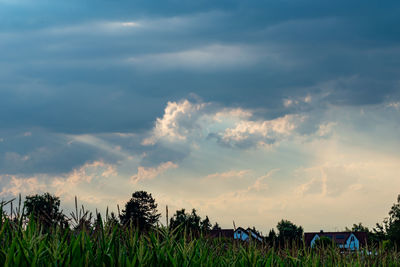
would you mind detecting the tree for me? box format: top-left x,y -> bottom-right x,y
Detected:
372,194 -> 400,248
314,236 -> 334,248
346,222 -> 380,246
24,192 -> 67,229
276,219 -> 303,245
170,208 -> 211,235
265,229 -> 277,245
385,194 -> 400,246
119,191 -> 160,231
346,222 -> 370,233
212,222 -> 221,230
200,216 -> 212,232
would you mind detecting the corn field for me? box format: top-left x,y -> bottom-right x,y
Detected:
0,201 -> 399,266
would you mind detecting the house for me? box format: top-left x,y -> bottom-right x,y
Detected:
234,227 -> 263,242
208,227 -> 264,242
304,231 -> 367,250
208,229 -> 234,239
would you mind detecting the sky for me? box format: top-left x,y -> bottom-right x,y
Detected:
1,0 -> 400,233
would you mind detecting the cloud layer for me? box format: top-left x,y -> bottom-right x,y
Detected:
1,0 -> 400,231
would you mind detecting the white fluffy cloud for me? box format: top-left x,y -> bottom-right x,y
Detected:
143,99 -> 306,148
217,114 -> 305,148
142,100 -> 206,145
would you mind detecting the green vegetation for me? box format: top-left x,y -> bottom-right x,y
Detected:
0,192 -> 399,266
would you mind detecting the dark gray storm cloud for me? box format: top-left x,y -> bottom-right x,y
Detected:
0,129 -> 126,175
1,0 -> 399,174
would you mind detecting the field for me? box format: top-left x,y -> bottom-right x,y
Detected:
1,214 -> 400,266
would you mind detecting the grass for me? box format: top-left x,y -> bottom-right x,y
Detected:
0,201 -> 399,266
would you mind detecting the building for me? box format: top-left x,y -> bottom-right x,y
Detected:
234,227 -> 263,242
208,227 -> 263,242
304,231 -> 367,250
208,229 -> 234,239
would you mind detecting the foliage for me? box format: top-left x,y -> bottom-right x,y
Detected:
0,194 -> 399,266
346,222 -> 383,246
314,236 -> 334,248
385,194 -> 400,246
212,222 -> 221,230
371,194 -> 400,247
0,204 -> 400,266
265,229 -> 277,245
346,222 -> 369,233
201,216 -> 212,232
24,192 -> 67,229
170,208 -> 207,235
119,191 -> 161,231
276,219 -> 303,245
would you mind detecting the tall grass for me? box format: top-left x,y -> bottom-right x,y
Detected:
0,200 -> 399,266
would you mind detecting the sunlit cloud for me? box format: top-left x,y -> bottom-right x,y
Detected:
387,101 -> 400,110
143,99 -> 307,149
0,0 -> 399,232
204,169 -> 251,180
131,161 -> 178,184
142,100 -> 207,145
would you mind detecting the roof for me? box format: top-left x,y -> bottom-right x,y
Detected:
246,228 -> 263,240
234,227 -> 263,241
209,229 -> 234,238
304,232 -> 368,246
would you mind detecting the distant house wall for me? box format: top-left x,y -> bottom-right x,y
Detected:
310,234 -> 320,247
345,234 -> 359,250
234,228 -> 263,242
304,232 -> 366,250
249,231 -> 263,242
234,229 -> 249,241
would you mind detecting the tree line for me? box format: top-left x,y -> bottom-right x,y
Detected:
9,190 -> 400,248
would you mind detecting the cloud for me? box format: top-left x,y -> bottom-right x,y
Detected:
142,100 -> 207,145
128,44 -> 264,71
247,169 -> 279,193
0,129 -> 127,176
43,20 -> 142,36
0,0 -> 400,231
0,160 -> 119,205
131,161 -> 178,184
205,169 -> 251,180
143,99 -> 307,149
0,176 -> 46,196
387,102 -> 400,110
316,122 -> 337,137
215,114 -> 305,148
283,94 -> 312,108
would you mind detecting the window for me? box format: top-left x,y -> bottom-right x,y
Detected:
336,235 -> 345,239
350,236 -> 355,242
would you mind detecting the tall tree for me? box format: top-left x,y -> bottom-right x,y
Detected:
24,192 -> 67,229
170,208 -> 211,235
266,229 -> 277,245
119,191 -> 160,231
385,194 -> 400,246
212,222 -> 221,230
200,216 -> 212,232
276,219 -> 303,245
346,222 -> 380,246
